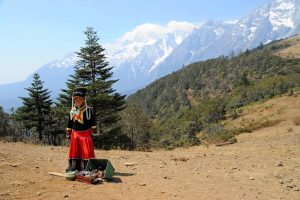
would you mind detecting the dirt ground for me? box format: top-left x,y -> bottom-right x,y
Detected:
0,94 -> 299,200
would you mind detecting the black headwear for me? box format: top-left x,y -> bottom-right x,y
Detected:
73,87 -> 87,98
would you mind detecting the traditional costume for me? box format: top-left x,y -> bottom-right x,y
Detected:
66,87 -> 97,172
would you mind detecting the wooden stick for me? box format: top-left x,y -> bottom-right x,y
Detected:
48,172 -> 68,177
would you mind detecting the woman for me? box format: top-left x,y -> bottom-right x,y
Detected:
65,87 -> 97,172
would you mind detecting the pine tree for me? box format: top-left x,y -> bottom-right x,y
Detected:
238,72 -> 251,87
15,73 -> 52,141
59,27 -> 126,148
0,106 -> 10,138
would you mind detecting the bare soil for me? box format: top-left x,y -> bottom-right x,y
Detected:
0,93 -> 299,200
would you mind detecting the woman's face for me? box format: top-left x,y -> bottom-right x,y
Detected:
74,97 -> 84,107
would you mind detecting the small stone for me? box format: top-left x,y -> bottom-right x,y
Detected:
10,181 -> 23,186
139,183 -> 146,186
293,188 -> 299,191
124,162 -> 137,166
9,163 -> 19,167
37,192 -> 41,196
64,194 -> 69,198
249,177 -> 255,180
0,192 -> 9,196
274,173 -> 282,179
276,162 -> 284,167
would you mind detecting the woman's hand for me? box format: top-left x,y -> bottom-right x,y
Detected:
91,126 -> 97,134
66,129 -> 72,140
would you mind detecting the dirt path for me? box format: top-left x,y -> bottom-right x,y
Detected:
0,94 -> 299,200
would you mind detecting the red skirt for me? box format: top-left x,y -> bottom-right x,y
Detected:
68,129 -> 95,160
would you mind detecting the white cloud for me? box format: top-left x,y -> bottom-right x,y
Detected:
105,21 -> 198,50
166,21 -> 198,32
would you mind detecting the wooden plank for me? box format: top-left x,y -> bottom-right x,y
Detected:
48,172 -> 68,177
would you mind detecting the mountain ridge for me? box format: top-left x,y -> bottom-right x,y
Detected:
1,0 -> 300,110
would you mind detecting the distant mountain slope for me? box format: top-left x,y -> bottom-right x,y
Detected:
1,0 -> 300,110
0,56 -> 74,110
127,34 -> 300,120
153,0 -> 300,78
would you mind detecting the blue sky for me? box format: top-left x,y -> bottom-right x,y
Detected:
0,0 -> 266,85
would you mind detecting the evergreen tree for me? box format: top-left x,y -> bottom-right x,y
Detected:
0,106 -> 10,138
237,71 -> 251,87
15,73 -> 52,141
59,27 -> 126,148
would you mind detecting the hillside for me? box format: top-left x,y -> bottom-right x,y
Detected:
125,34 -> 300,148
275,35 -> 300,58
0,93 -> 299,200
128,34 -> 300,118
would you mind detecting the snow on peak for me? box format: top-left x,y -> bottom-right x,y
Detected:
106,21 -> 197,49
46,53 -> 77,69
147,37 -> 175,73
269,0 -> 295,30
224,20 -> 238,25
105,21 -> 198,67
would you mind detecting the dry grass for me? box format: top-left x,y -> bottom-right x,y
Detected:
275,35 -> 300,58
228,118 -> 283,136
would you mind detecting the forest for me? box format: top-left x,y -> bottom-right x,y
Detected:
0,29 -> 299,150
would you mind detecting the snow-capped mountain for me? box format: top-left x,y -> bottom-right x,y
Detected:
111,32 -> 192,92
151,20 -> 234,79
106,22 -> 198,92
153,0 -> 300,78
1,0 -> 300,110
111,0 -> 300,90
